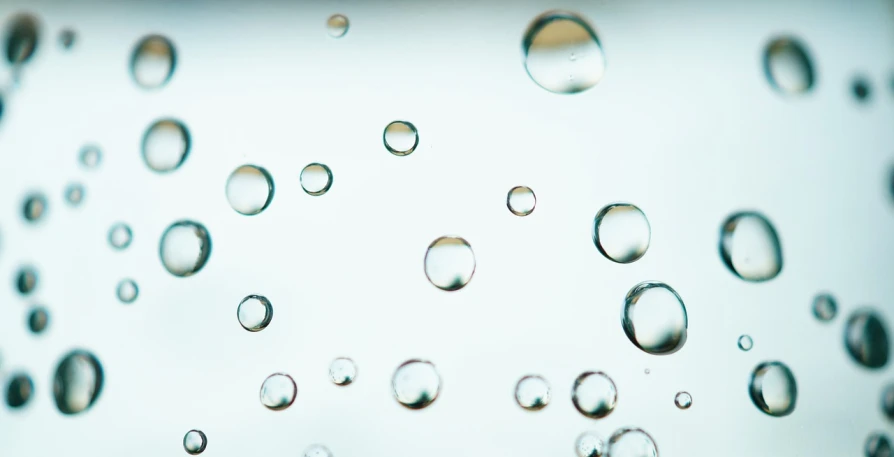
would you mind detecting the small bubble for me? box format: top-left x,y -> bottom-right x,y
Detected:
507,186 -> 536,216
383,121 -> 418,156
392,359 -> 440,410
719,211 -> 783,282
812,293 -> 837,322
424,236 -> 476,291
329,357 -> 357,386
327,14 -> 349,38
644,368 -> 650,375
237,295 -> 273,332
6,372 -> 33,408
64,183 -> 85,206
592,203 -> 650,263
853,77 -> 872,102
674,391 -> 692,410
27,306 -> 49,334
4,14 -> 39,65
108,223 -> 133,250
142,119 -> 190,173
571,371 -> 617,418
763,37 -> 814,95
300,163 -> 333,196
866,432 -> 892,457
226,165 -> 275,215
58,29 -> 75,50
15,266 -> 37,295
116,279 -> 138,304
259,373 -> 297,411
881,384 -> 894,421
53,350 -> 104,415
575,431 -> 605,457
845,309 -> 889,369
304,444 -> 333,457
79,144 -> 102,168
130,35 -> 176,89
749,361 -> 797,417
607,428 -> 658,457
622,281 -> 688,355
738,335 -> 753,351
22,193 -> 47,222
522,11 -> 605,94
159,221 -> 212,277
515,375 -> 551,411
183,429 -> 207,455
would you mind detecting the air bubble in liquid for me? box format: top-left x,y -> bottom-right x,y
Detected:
522,11 -> 605,94
142,119 -> 190,172
28,306 -> 49,334
383,121 -> 418,156
606,428 -> 658,457
507,186 -> 536,216
592,203 -> 650,263
300,163 -> 333,196
845,309 -> 889,369
58,29 -> 75,49
237,295 -> 273,332
392,359 -> 440,409
130,35 -> 176,89
882,384 -> 894,421
6,373 -> 33,408
329,357 -> 357,386
866,433 -> 892,457
65,183 -> 84,206
749,361 -> 797,417
674,391 -> 692,409
738,335 -> 753,351
571,371 -> 617,418
622,282 -> 688,355
183,429 -> 207,455
15,266 -> 37,295
719,211 -> 783,282
515,375 -> 551,411
763,37 -> 814,94
853,77 -> 872,102
226,165 -> 274,215
159,221 -> 212,277
4,14 -> 39,65
424,236 -> 475,291
79,145 -> 102,168
812,293 -> 837,322
23,193 -> 47,222
260,373 -> 297,411
116,279 -> 139,304
108,223 -> 133,250
327,14 -> 349,38
575,431 -> 605,457
304,444 -> 333,457
53,350 -> 104,415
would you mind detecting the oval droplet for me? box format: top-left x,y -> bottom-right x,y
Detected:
763,37 -> 814,95
748,361 -> 797,417
237,295 -> 273,332
22,193 -> 47,222
575,431 -> 605,457
606,428 -> 658,457
622,282 -> 688,355
15,266 -> 37,295
423,236 -> 475,291
304,444 -> 333,457
329,357 -> 357,386
572,371 -> 617,418
142,119 -> 190,173
53,350 -> 104,415
108,223 -> 133,250
881,384 -> 894,421
866,433 -> 892,457
116,279 -> 139,304
300,163 -> 333,196
812,293 -> 837,322
327,14 -> 349,38
159,220 -> 212,277
27,306 -> 49,334
79,144 -> 102,169
674,391 -> 692,410
592,203 -> 650,263
130,35 -> 176,89
5,372 -> 33,408
226,165 -> 275,215
522,11 -> 605,94
719,212 -> 783,282
507,186 -> 536,216
383,121 -> 418,156
259,373 -> 297,411
64,183 -> 85,206
853,77 -> 872,102
4,14 -> 39,65
845,309 -> 889,369
392,359 -> 440,409
183,430 -> 207,455
515,375 -> 551,411
58,29 -> 75,50
738,335 -> 753,352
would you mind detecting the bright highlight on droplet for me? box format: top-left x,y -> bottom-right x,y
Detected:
622,281 -> 688,355
108,223 -> 133,250
749,361 -> 797,417
515,375 -> 551,411
260,373 -> 297,411
572,371 -> 617,418
237,295 -> 273,332
424,236 -> 476,291
392,359 -> 440,409
383,121 -> 418,156
845,309 -> 889,369
522,11 -> 606,94
142,119 -> 190,173
507,186 -> 536,216
183,429 -> 207,455
327,14 -> 349,38
130,35 -> 176,89
329,357 -> 357,386
763,37 -> 814,95
300,163 -> 333,196
53,350 -> 104,415
593,203 -> 650,263
159,220 -> 212,277
719,211 -> 783,282
226,165 -> 274,215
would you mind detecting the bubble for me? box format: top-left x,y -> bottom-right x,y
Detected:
53,350 -> 104,415
142,119 -> 190,173
4,14 -> 39,65
592,204 -> 650,263
575,431 -> 605,457
738,335 -> 753,351
383,121 -> 418,156
571,371 -> 617,418
6,373 -> 33,408
183,429 -> 207,455
300,163 -> 333,196
845,309 -> 889,369
327,14 -> 349,38
515,375 -> 551,411
27,306 -> 49,334
866,433 -> 892,457
58,29 -> 75,50
237,295 -> 273,332
749,361 -> 797,417
22,193 -> 47,222
423,236 -> 476,291
812,293 -> 837,322
606,428 -> 658,457
259,373 -> 297,411
622,282 -> 688,355
507,186 -> 536,216
159,221 -> 212,277
674,391 -> 692,410
522,11 -> 605,94
130,35 -> 176,89
392,359 -> 440,409
763,37 -> 814,94
64,183 -> 85,206
853,77 -> 872,102
881,384 -> 894,421
108,223 -> 133,250
329,357 -> 357,386
79,144 -> 102,168
226,165 -> 275,215
304,444 -> 333,457
15,266 -> 37,295
116,279 -> 139,304
719,211 -> 783,282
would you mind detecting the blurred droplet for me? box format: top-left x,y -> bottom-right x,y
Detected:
674,391 -> 692,410
866,432 -> 892,457
763,37 -> 814,94
108,223 -> 133,250
142,119 -> 190,173
622,282 -> 688,355
131,35 -> 176,89
853,77 -> 872,102
53,350 -> 104,415
719,212 -> 783,282
22,193 -> 47,222
575,431 -> 605,457
237,295 -> 273,332
159,221 -> 212,277
507,186 -> 536,216
392,359 -> 440,409
27,306 -> 49,334
226,165 -> 274,215
58,29 -> 75,50
6,372 -> 33,408
300,163 -> 333,196
329,357 -> 357,386
79,144 -> 102,168
515,375 -> 551,411
812,293 -> 837,322
64,183 -> 84,206
383,121 -> 418,156
607,428 -> 658,457
183,429 -> 207,455
424,236 -> 475,291
522,11 -> 605,94
845,309 -> 889,369
327,14 -> 349,38
738,335 -> 753,351
116,279 -> 138,304
304,444 -> 333,457
259,373 -> 296,411
4,14 -> 39,65
572,371 -> 617,418
15,266 -> 37,295
749,361 -> 797,417
592,203 -> 650,263
881,384 -> 894,421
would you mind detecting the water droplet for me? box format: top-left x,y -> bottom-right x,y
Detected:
392,359 -> 440,409
515,374 -> 551,411
812,293 -> 837,322
507,186 -> 536,216
674,391 -> 692,409
383,121 -> 418,156
763,37 -> 814,94
28,306 -> 49,334
237,295 -> 273,332
58,29 -> 75,50
853,77 -> 872,102
622,282 -> 688,355
130,35 -> 176,89
142,119 -> 190,173
6,372 -> 33,408
79,144 -> 102,168
259,373 -> 297,411
116,279 -> 139,304
22,193 -> 47,222
575,432 -> 605,457
183,429 -> 207,455
159,220 -> 212,277
304,444 -> 333,457
719,211 -> 783,282
592,203 -> 650,263
606,428 -> 658,457
738,335 -> 753,351
522,11 -> 605,94
881,384 -> 894,421
329,357 -> 357,386
64,183 -> 85,206
866,432 -> 892,457
644,368 -> 650,375
226,165 -> 275,215
845,309 -> 889,369
749,361 -> 797,417
53,350 -> 104,415
4,14 -> 39,65
423,236 -> 475,291
300,163 -> 333,196
108,223 -> 133,250
15,266 -> 37,295
571,371 -> 617,418
327,14 -> 349,38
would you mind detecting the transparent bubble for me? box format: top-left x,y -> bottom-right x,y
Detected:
4,14 -> 39,65
607,428 -> 658,457
259,373 -> 297,411
572,371 -> 617,418
130,35 -> 176,89
763,37 -> 814,94
812,293 -> 837,322
159,221 -> 212,277
327,14 -> 349,38
575,431 -> 605,457
15,266 -> 37,295
329,357 -> 357,386
183,429 -> 207,455
300,163 -> 333,196
383,121 -> 418,156
237,295 -> 273,332
881,384 -> 894,421
749,361 -> 797,417
22,193 -> 47,222
674,391 -> 692,410
845,309 -> 889,369
116,279 -> 139,304
424,236 -> 475,291
853,77 -> 872,102
27,306 -> 49,334
507,186 -> 536,216
592,203 -> 650,263
142,119 -> 190,173
79,144 -> 102,168
304,444 -> 333,457
6,372 -> 33,408
392,359 -> 440,409
866,432 -> 892,457
108,223 -> 133,250
58,29 -> 75,50
522,11 -> 605,94
64,183 -> 85,206
719,211 -> 783,282
622,281 -> 688,355
738,335 -> 753,351
515,375 -> 551,411
53,350 -> 104,415
226,165 -> 275,215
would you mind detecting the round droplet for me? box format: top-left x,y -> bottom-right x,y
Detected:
226,165 -> 274,215
522,11 -> 605,94
719,212 -> 783,282
329,357 -> 357,386
738,335 -> 753,351
749,361 -> 797,417
15,266 -> 37,295
22,193 -> 47,222
28,306 -> 49,334
159,220 -> 212,277
64,183 -> 85,206
392,359 -> 440,409
515,375 -> 551,411
58,29 -> 75,50
5,14 -> 39,65
237,295 -> 273,332
763,37 -> 814,94
108,223 -> 133,250
881,384 -> 894,421
142,119 -> 190,173
812,293 -> 837,322
6,373 -> 33,408
183,429 -> 207,455
507,186 -> 536,216
79,144 -> 102,168
423,236 -> 475,291
259,373 -> 297,411
53,350 -> 104,415
853,77 -> 872,102
845,309 -> 889,369
327,14 -> 349,38
304,444 -> 333,457
116,279 -> 139,304
383,121 -> 418,156
575,431 -> 605,457
300,163 -> 333,196
607,428 -> 658,457
674,391 -> 692,410
592,203 -> 650,263
130,35 -> 176,89
866,433 -> 892,457
571,371 -> 617,418
622,282 -> 688,355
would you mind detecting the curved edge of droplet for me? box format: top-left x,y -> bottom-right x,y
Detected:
718,211 -> 784,282
621,281 -> 688,355
130,34 -> 177,90
592,203 -> 650,264
392,359 -> 441,410
520,10 -> 606,95
762,35 -> 816,96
